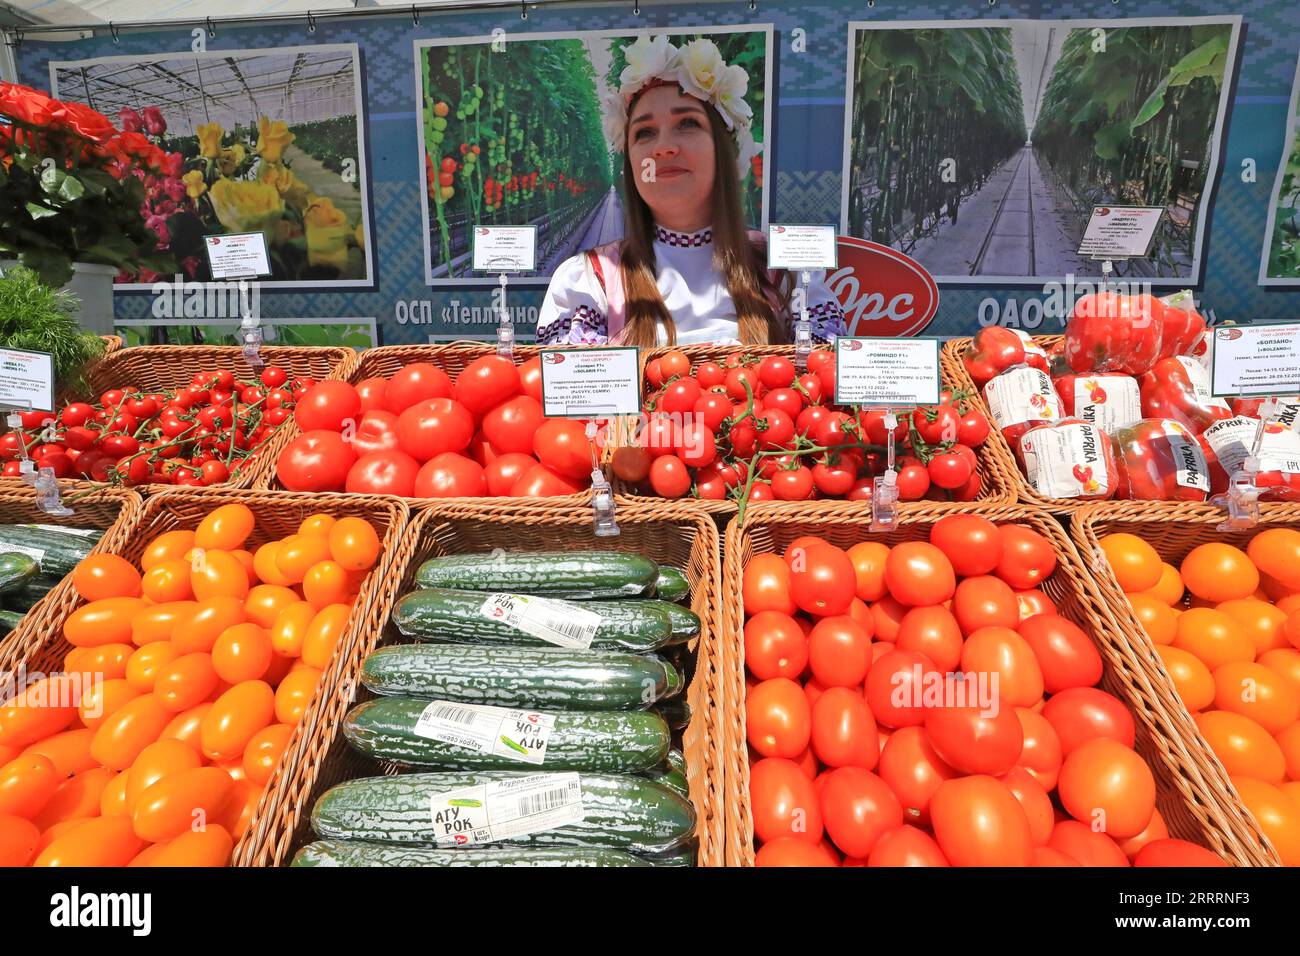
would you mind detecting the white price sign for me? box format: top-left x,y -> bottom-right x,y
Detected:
0,348 -> 55,412
1076,206 -> 1163,259
1211,323 -> 1300,398
766,224 -> 838,270
203,232 -> 272,279
471,225 -> 538,273
833,337 -> 941,408
539,347 -> 640,418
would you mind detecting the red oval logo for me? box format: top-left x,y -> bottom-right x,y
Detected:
828,237 -> 939,338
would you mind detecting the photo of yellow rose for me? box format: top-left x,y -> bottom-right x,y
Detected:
51,45 -> 371,284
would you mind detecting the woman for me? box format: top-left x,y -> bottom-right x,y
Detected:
536,35 -> 847,347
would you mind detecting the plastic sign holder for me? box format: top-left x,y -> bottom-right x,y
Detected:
1217,399 -> 1276,531
767,225 -> 837,372
585,418 -> 619,538
3,409 -> 72,516
472,226 -> 538,361
872,411 -> 901,532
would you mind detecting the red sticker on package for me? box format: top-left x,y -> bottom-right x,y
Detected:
983,367 -> 1061,430
1020,422 -> 1111,499
1072,376 -> 1141,433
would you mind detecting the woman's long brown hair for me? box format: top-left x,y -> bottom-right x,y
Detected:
616,93 -> 790,347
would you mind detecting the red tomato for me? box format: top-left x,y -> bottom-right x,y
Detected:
924,702 -> 1024,776
509,464 -> 584,497
789,544 -> 856,617
648,455 -> 691,498
1047,819 -> 1130,867
1017,614 -> 1103,693
884,542 -> 956,608
533,419 -> 593,481
996,525 -> 1057,589
354,377 -> 388,414
1015,589 -> 1057,622
1057,738 -> 1155,839
877,725 -> 958,823
345,450 -> 419,497
384,363 -> 452,414
275,430 -> 356,492
396,398 -> 475,463
807,616 -> 873,688
867,825 -> 949,866
659,378 -> 702,416
951,575 -> 1020,635
454,355 -> 521,415
294,381 -> 361,433
960,626 -> 1045,708
482,396 -> 544,455
413,453 -> 487,498
750,757 -> 823,844
1133,839 -> 1228,867
865,648 -> 939,728
754,836 -> 838,866
744,612 -> 808,681
820,767 -> 904,861
930,514 -> 1002,577
1041,687 -> 1136,756
1000,766 -> 1055,845
743,554 -> 796,616
349,410 -> 401,457
518,358 -> 543,403
1016,706 -> 1064,792
895,606 -> 962,672
930,775 -> 1035,866
810,688 -> 878,770
676,422 -> 716,469
746,678 -> 811,759
484,453 -> 538,497
692,393 -> 732,432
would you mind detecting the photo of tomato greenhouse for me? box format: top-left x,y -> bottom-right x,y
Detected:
1261,52 -> 1300,285
49,45 -> 374,287
416,27 -> 770,283
842,19 -> 1239,284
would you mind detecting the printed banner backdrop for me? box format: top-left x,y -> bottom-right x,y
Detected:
842,18 -> 1240,286
13,0 -> 1300,344
1260,51 -> 1300,285
415,27 -> 771,285
49,44 -> 375,289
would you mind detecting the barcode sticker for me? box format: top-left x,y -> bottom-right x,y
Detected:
479,593 -> 600,649
429,773 -> 585,847
413,699 -> 556,765
18,524 -> 98,538
0,543 -> 45,564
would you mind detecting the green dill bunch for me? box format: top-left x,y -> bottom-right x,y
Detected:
0,265 -> 106,399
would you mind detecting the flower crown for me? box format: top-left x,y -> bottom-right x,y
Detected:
600,34 -> 758,180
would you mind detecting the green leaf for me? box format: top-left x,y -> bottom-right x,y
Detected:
1094,123 -> 1131,161
1129,76 -> 1170,133
1167,35 -> 1229,87
1169,52 -> 1226,89
25,202 -> 58,220
17,249 -> 75,288
81,234 -> 136,268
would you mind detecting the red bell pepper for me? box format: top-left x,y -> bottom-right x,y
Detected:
1063,292 -> 1164,376
1113,418 -> 1210,501
963,326 -> 1026,388
1052,371 -> 1141,433
1156,290 -> 1208,359
1199,416 -> 1300,501
1139,356 -> 1232,435
1017,418 -> 1118,500
982,364 -> 1063,452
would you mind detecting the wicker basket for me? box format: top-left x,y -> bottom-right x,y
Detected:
722,501 -> 1277,866
0,486 -> 409,867
614,344 -> 1020,518
1071,499 -> 1300,866
255,341 -> 594,507
939,334 -> 1104,515
99,334 -> 123,357
247,500 -> 727,867
2,344 -> 357,496
0,486 -> 142,651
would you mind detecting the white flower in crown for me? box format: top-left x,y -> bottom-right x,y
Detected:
619,34 -> 680,99
677,39 -> 727,101
599,85 -> 628,155
714,63 -> 754,130
734,123 -> 759,173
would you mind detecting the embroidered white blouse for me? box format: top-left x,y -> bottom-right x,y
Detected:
536,224 -> 849,347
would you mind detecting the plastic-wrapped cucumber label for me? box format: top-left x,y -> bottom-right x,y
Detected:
0,543 -> 45,564
478,593 -> 599,649
19,524 -> 97,538
429,773 -> 585,847
413,700 -> 555,765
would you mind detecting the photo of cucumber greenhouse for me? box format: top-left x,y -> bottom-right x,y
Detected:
842,18 -> 1240,285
